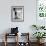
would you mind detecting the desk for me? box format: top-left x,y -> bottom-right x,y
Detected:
4,33 -> 30,46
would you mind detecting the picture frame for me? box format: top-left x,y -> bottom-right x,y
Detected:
11,6 -> 24,22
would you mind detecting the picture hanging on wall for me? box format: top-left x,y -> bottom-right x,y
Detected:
11,6 -> 24,22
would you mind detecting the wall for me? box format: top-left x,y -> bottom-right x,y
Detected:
0,0 -> 36,42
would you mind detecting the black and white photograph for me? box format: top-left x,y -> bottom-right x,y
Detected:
11,6 -> 24,22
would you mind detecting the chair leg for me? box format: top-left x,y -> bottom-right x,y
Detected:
4,33 -> 7,46
4,41 -> 7,46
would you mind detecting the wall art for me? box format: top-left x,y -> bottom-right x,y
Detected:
11,6 -> 24,22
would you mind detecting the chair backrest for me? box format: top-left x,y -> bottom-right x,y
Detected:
11,27 -> 18,34
18,33 -> 29,42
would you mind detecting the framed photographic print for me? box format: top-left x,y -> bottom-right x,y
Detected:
11,6 -> 24,22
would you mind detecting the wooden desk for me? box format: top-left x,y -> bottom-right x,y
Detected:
4,33 -> 30,46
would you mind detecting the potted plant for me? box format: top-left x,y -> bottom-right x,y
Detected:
33,32 -> 46,43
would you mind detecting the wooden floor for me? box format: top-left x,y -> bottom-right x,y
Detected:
0,42 -> 46,46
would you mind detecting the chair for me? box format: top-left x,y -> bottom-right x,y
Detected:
4,27 -> 19,46
4,33 -> 18,46
18,33 -> 30,46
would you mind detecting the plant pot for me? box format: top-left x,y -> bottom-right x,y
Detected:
37,39 -> 45,44
37,39 -> 40,43
40,38 -> 45,43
